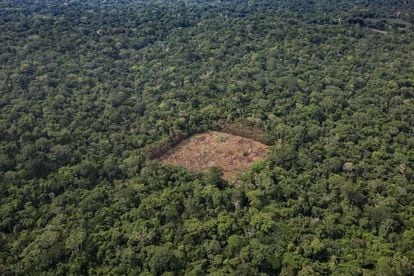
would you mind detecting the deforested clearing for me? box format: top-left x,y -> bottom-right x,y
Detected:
158,131 -> 269,180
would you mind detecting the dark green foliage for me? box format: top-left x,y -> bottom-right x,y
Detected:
1,0 -> 414,274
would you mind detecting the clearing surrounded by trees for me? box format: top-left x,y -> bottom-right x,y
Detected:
158,131 -> 269,180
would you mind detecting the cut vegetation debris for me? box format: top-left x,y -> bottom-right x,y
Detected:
158,131 -> 269,180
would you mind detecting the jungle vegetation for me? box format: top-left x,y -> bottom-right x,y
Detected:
0,0 -> 413,275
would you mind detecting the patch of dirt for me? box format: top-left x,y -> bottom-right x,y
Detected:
158,131 -> 269,180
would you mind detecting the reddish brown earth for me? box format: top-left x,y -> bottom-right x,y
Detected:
158,131 -> 269,180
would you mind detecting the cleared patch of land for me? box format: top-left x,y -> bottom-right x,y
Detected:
158,131 -> 269,180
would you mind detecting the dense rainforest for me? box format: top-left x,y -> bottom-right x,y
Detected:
1,0 -> 414,274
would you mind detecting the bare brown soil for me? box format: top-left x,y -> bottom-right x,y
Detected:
158,131 -> 269,180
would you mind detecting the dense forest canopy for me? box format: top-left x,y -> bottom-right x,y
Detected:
0,0 -> 413,274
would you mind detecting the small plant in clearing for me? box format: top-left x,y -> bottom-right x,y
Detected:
218,134 -> 228,143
